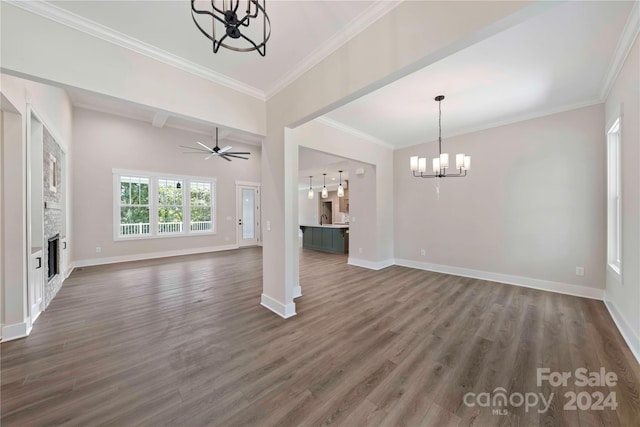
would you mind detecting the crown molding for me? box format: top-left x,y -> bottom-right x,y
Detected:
8,0 -> 403,102
264,0 -> 404,100
315,116 -> 395,150
6,0 -> 265,100
396,98 -> 604,150
600,1 -> 639,100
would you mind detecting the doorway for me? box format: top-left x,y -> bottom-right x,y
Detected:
236,183 -> 261,247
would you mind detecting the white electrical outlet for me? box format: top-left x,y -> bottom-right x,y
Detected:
420,249 -> 426,256
351,216 -> 356,223
576,267 -> 585,276
358,247 -> 363,254
95,246 -> 102,253
266,220 -> 271,231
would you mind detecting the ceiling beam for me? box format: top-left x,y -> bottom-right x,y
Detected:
151,112 -> 169,128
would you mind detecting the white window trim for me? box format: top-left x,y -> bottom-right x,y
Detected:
606,117 -> 622,279
113,169 -> 216,241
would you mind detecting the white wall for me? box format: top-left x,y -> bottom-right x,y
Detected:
346,162 -> 378,265
1,109 -> 24,338
605,34 -> 639,358
394,104 -> 606,296
71,108 -> 261,264
1,73 -> 73,340
298,189 -> 318,226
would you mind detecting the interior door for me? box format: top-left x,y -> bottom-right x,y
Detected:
237,184 -> 260,247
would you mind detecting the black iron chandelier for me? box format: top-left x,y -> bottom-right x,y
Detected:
410,95 -> 470,178
191,0 -> 271,57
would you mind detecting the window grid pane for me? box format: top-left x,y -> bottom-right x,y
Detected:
158,179 -> 184,234
190,182 -> 213,232
119,176 -> 150,236
242,188 -> 255,239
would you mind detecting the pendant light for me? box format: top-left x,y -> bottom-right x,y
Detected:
321,173 -> 328,198
308,176 -> 314,199
337,171 -> 344,197
410,95 -> 470,178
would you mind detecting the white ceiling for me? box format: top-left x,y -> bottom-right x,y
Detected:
324,1 -> 634,148
46,0 -> 395,98
299,148 -> 350,191
16,1 -> 634,153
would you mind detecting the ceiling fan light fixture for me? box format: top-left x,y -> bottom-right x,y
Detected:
181,127 -> 251,162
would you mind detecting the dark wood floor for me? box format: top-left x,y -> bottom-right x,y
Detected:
2,247 -> 639,426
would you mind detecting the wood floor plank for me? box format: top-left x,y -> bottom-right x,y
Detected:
2,247 -> 639,426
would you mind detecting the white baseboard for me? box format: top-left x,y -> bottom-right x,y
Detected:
73,244 -> 240,268
348,258 -> 395,271
260,293 -> 296,319
64,265 -> 74,278
603,299 -> 640,364
1,321 -> 32,342
394,258 -> 605,301
293,286 -> 302,299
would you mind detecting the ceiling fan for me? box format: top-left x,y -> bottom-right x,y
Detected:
181,128 -> 250,161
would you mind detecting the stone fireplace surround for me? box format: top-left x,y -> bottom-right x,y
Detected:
43,127 -> 64,307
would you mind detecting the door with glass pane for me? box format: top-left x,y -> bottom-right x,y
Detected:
237,184 -> 260,246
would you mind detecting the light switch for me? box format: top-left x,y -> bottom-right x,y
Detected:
266,220 -> 271,231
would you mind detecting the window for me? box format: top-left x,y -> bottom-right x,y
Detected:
158,178 -> 184,234
607,118 -> 621,275
113,170 -> 215,240
119,176 -> 151,237
190,182 -> 213,232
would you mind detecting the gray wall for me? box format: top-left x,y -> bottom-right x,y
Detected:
71,107 -> 261,264
394,104 -> 606,291
605,34 -> 639,354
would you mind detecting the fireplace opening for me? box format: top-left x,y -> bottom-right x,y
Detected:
48,234 -> 59,280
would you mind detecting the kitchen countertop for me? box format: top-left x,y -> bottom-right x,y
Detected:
300,224 -> 349,229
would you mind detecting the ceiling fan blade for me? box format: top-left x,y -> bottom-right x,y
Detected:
196,141 -> 214,152
180,145 -> 211,153
219,145 -> 232,153
219,154 -> 233,162
226,152 -> 251,155
183,151 -> 209,154
205,153 -> 215,160
223,154 -> 249,160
